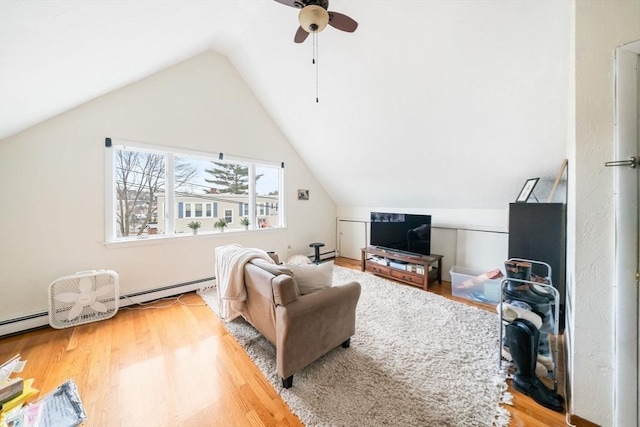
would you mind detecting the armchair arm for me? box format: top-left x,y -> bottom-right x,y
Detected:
272,274 -> 300,306
275,281 -> 361,380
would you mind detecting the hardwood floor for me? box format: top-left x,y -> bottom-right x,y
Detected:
0,295 -> 301,427
0,258 -> 597,427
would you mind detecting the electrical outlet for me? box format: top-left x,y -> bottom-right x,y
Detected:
287,245 -> 291,252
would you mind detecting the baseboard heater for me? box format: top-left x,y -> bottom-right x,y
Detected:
0,277 -> 215,338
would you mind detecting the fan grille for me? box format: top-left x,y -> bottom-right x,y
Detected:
49,270 -> 119,329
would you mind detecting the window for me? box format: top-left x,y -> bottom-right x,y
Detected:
224,209 -> 233,224
112,149 -> 166,238
239,203 -> 249,217
107,141 -> 284,241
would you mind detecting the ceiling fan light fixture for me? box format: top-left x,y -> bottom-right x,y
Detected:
298,5 -> 329,33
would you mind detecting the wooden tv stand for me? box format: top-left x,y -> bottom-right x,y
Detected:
361,246 -> 443,291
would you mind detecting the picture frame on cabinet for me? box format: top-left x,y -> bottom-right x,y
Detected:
516,178 -> 539,203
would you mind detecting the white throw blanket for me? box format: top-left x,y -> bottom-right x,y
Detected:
215,243 -> 275,321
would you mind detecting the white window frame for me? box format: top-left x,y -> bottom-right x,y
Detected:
105,139 -> 285,244
224,209 -> 233,224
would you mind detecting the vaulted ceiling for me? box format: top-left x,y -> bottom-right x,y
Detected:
0,1 -> 571,209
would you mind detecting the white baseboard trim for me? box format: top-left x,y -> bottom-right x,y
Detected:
0,277 -> 215,337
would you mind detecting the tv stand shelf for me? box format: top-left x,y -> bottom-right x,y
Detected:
361,246 -> 443,291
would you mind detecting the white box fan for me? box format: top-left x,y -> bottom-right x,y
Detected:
48,270 -> 119,329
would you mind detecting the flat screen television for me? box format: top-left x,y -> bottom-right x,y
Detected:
370,212 -> 432,256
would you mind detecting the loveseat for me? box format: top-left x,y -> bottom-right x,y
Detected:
239,258 -> 361,388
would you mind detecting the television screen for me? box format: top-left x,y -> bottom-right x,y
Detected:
370,212 -> 432,256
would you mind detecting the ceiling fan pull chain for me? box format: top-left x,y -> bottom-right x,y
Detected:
315,32 -> 319,103
312,30 -> 316,65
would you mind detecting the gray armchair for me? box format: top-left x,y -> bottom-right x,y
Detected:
239,259 -> 361,388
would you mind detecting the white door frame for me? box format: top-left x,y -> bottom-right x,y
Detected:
612,39 -> 639,427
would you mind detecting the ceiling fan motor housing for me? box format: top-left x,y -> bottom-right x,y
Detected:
298,5 -> 329,33
293,0 -> 329,9
275,0 -> 358,43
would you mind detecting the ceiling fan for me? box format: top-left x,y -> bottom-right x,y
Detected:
273,0 -> 358,43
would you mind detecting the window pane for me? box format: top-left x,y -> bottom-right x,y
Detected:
114,149 -> 165,237
172,156 -> 252,233
173,156 -> 219,233
205,160 -> 250,231
256,165 -> 280,228
205,160 -> 249,195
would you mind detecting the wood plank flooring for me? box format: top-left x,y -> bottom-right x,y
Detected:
0,258 -> 598,426
0,295 -> 300,427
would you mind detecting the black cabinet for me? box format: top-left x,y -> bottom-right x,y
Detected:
508,203 -> 567,316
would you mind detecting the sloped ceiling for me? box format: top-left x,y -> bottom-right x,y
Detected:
0,0 -> 571,209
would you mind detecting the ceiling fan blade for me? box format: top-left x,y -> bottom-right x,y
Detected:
294,26 -> 310,43
328,11 -> 358,33
274,0 -> 306,9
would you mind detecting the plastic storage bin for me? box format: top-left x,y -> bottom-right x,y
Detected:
449,266 -> 501,304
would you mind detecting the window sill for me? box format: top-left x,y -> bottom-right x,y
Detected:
104,227 -> 286,249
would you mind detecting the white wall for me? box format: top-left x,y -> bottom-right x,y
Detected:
569,1 -> 640,425
337,206 -> 509,281
338,207 -> 508,231
455,229 -> 508,273
0,51 -> 336,323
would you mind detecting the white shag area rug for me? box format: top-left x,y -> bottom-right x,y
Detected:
199,265 -> 510,427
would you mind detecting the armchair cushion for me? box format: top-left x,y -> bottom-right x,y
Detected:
284,261 -> 334,295
249,258 -> 293,276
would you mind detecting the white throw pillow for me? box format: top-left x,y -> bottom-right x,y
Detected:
284,261 -> 334,295
286,254 -> 312,265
